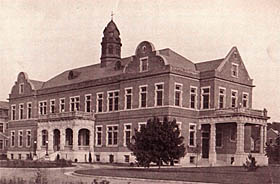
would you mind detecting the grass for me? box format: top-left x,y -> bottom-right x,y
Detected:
75,165 -> 280,184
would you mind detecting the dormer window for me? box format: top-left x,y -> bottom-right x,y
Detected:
19,83 -> 24,94
232,63 -> 238,78
140,57 -> 148,72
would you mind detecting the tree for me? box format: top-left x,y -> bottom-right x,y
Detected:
128,116 -> 186,169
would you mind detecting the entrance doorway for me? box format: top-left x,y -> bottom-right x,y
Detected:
202,131 -> 209,158
53,129 -> 60,151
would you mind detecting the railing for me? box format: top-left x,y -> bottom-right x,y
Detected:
78,145 -> 90,150
214,107 -> 266,117
38,111 -> 95,121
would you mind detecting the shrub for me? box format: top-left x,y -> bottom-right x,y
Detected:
243,154 -> 259,172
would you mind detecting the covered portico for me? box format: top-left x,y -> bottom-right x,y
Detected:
199,108 -> 269,166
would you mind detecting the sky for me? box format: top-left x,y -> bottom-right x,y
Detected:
0,0 -> 280,122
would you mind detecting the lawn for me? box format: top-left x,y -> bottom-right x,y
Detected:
75,166 -> 280,184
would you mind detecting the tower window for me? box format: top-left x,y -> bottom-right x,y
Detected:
108,45 -> 113,54
116,46 -> 120,55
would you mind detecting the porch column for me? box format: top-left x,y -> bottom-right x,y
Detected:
236,123 -> 245,154
37,129 -> 42,151
264,125 -> 267,146
89,130 -> 94,152
260,125 -> 264,154
48,130 -> 54,152
60,129 -> 65,151
209,123 -> 216,165
73,128 -> 79,151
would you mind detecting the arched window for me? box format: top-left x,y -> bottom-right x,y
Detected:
78,129 -> 90,146
66,128 -> 73,146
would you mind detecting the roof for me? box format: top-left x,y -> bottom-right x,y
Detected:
0,101 -> 9,109
195,58 -> 224,72
159,48 -> 196,71
29,80 -> 44,90
268,128 -> 279,135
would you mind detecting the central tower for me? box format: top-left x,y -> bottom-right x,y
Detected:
100,20 -> 122,67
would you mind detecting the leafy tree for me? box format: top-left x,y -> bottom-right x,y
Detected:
128,116 -> 186,169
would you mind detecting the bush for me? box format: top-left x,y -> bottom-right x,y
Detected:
243,154 -> 259,172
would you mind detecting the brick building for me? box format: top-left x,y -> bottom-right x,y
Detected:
0,101 -> 9,158
7,20 -> 269,166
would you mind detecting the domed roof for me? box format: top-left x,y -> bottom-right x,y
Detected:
103,20 -> 120,38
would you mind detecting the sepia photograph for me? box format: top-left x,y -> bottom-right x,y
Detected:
0,0 -> 280,183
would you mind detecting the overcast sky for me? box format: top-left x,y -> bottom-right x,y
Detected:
0,0 -> 280,122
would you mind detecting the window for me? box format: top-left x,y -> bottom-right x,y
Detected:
107,125 -> 118,146
96,155 -> 100,162
232,63 -> 238,77
97,93 -> 103,113
11,131 -> 15,147
108,45 -> 113,54
0,123 -> 3,133
242,93 -> 249,108
155,83 -> 164,106
124,124 -> 132,146
18,130 -> 23,147
70,96 -> 80,112
231,90 -> 238,108
42,130 -> 48,146
175,83 -> 182,106
125,88 -> 132,110
11,105 -> 16,120
140,57 -> 148,72
50,99 -> 55,113
230,125 -> 236,141
0,140 -> 3,150
116,46 -> 120,55
19,104 -> 24,119
59,98 -> 65,112
124,155 -> 130,163
219,88 -> 226,109
27,102 -> 32,119
11,154 -> 13,160
18,154 -> 21,160
19,83 -> 24,94
201,87 -> 210,109
26,130 -> 31,147
85,95 -> 92,113
189,124 -> 196,147
107,91 -> 119,112
96,126 -> 102,146
190,156 -> 195,164
39,101 -> 47,115
216,130 -> 222,147
190,87 -> 197,109
138,122 -> 147,131
139,86 -> 147,108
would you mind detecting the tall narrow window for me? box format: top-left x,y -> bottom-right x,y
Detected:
0,140 -> 3,150
42,130 -> 48,146
50,99 -> 55,113
27,102 -> 32,119
11,131 -> 15,147
19,83 -> 24,94
231,90 -> 238,108
19,104 -> 24,120
39,101 -> 47,115
108,45 -> 113,54
85,95 -> 91,112
242,93 -> 249,108
155,83 -> 164,106
189,124 -> 196,147
26,130 -> 31,147
139,86 -> 147,108
96,126 -> 102,146
0,123 -> 3,133
140,57 -> 148,72
216,129 -> 222,147
125,88 -> 132,110
70,96 -> 80,112
190,87 -> 197,109
11,105 -> 16,120
97,93 -> 103,113
219,88 -> 226,109
124,124 -> 132,146
201,87 -> 210,109
174,83 -> 182,106
107,125 -> 118,146
231,63 -> 238,77
59,98 -> 65,112
18,130 -> 23,147
107,91 -> 119,112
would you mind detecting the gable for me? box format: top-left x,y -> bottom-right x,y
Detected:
216,47 -> 253,86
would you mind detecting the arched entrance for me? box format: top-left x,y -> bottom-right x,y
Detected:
78,129 -> 90,147
53,129 -> 60,151
65,128 -> 73,149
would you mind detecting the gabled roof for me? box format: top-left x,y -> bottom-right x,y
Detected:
0,101 -> 9,109
195,58 -> 224,72
29,80 -> 44,90
159,48 -> 196,71
268,128 -> 279,135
